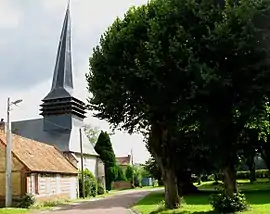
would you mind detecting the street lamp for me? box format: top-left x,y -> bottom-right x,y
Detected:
5,97 -> 22,207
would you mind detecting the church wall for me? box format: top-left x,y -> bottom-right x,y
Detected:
74,153 -> 97,176
96,157 -> 106,188
74,154 -> 106,188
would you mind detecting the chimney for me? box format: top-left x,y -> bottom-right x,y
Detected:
0,118 -> 6,132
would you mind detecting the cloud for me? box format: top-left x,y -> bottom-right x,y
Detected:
0,0 -> 22,28
0,0 -> 150,163
0,0 -> 148,90
0,71 -> 150,163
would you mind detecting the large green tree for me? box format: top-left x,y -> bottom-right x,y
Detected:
193,1 -> 270,197
144,157 -> 163,185
84,124 -> 100,145
87,0 -> 213,208
87,0 -> 270,207
94,131 -> 117,190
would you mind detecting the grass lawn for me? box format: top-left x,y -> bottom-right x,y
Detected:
0,208 -> 28,214
133,179 -> 270,214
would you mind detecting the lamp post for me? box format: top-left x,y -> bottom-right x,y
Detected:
5,98 -> 22,207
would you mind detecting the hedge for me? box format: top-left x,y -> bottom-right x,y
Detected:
236,169 -> 269,180
202,170 -> 269,182
79,169 -> 97,197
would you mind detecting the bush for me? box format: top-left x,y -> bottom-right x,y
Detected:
125,165 -> 134,181
105,165 -> 118,191
115,166 -> 127,181
97,184 -> 105,195
236,169 -> 269,180
190,174 -> 197,183
210,190 -> 248,213
134,174 -> 142,187
79,169 -> 97,198
17,194 -> 35,208
199,175 -> 206,182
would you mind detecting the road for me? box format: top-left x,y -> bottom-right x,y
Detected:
38,188 -> 159,214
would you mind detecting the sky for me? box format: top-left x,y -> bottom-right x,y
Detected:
0,0 -> 150,164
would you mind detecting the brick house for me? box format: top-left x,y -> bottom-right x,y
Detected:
116,155 -> 133,171
113,154 -> 133,190
0,130 -> 78,202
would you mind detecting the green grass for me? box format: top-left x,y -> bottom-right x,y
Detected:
0,208 -> 28,214
133,180 -> 270,214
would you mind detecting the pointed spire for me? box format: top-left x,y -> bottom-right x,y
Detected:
67,0 -> 71,10
43,0 -> 73,100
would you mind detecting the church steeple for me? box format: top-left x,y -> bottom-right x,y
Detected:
44,1 -> 73,100
40,1 -> 86,131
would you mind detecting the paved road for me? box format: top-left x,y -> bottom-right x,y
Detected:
40,189 -> 159,214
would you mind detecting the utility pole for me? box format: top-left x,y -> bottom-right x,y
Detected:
5,97 -> 12,207
79,128 -> 85,198
5,98 -> 22,207
131,149 -> 135,187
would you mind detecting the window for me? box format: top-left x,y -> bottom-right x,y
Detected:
34,174 -> 39,194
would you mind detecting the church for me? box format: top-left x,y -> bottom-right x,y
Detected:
11,4 -> 105,185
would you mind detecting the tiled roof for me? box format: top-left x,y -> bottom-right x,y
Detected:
116,155 -> 131,166
0,130 -> 78,174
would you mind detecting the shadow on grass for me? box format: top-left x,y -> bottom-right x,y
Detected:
149,206 -> 218,214
136,182 -> 270,214
184,190 -> 270,205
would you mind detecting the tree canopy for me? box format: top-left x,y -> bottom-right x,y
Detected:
84,124 -> 100,145
95,131 -> 117,190
87,0 -> 270,209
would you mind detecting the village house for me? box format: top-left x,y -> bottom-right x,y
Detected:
0,129 -> 78,202
9,4 -> 105,187
116,154 -> 133,171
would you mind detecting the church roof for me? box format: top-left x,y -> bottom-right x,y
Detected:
43,3 -> 73,100
12,119 -> 99,156
0,130 -> 78,174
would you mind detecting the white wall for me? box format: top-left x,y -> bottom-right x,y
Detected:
27,173 -> 78,200
69,176 -> 77,199
75,154 -> 97,177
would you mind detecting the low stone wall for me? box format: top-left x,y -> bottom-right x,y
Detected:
112,181 -> 132,190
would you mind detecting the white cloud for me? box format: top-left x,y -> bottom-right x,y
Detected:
0,0 -> 21,28
0,71 -> 150,164
0,0 -> 150,163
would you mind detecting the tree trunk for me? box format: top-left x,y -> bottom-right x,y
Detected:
164,167 -> 180,209
177,170 -> 198,195
224,164 -> 237,197
260,144 -> 270,178
158,179 -> 164,186
247,158 -> 256,183
149,123 -> 180,209
197,174 -> 202,185
156,155 -> 179,209
214,173 -> 219,184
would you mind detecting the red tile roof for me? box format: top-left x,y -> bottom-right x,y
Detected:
116,155 -> 131,166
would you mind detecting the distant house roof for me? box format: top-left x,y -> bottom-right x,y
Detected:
116,155 -> 131,166
0,130 -> 78,174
